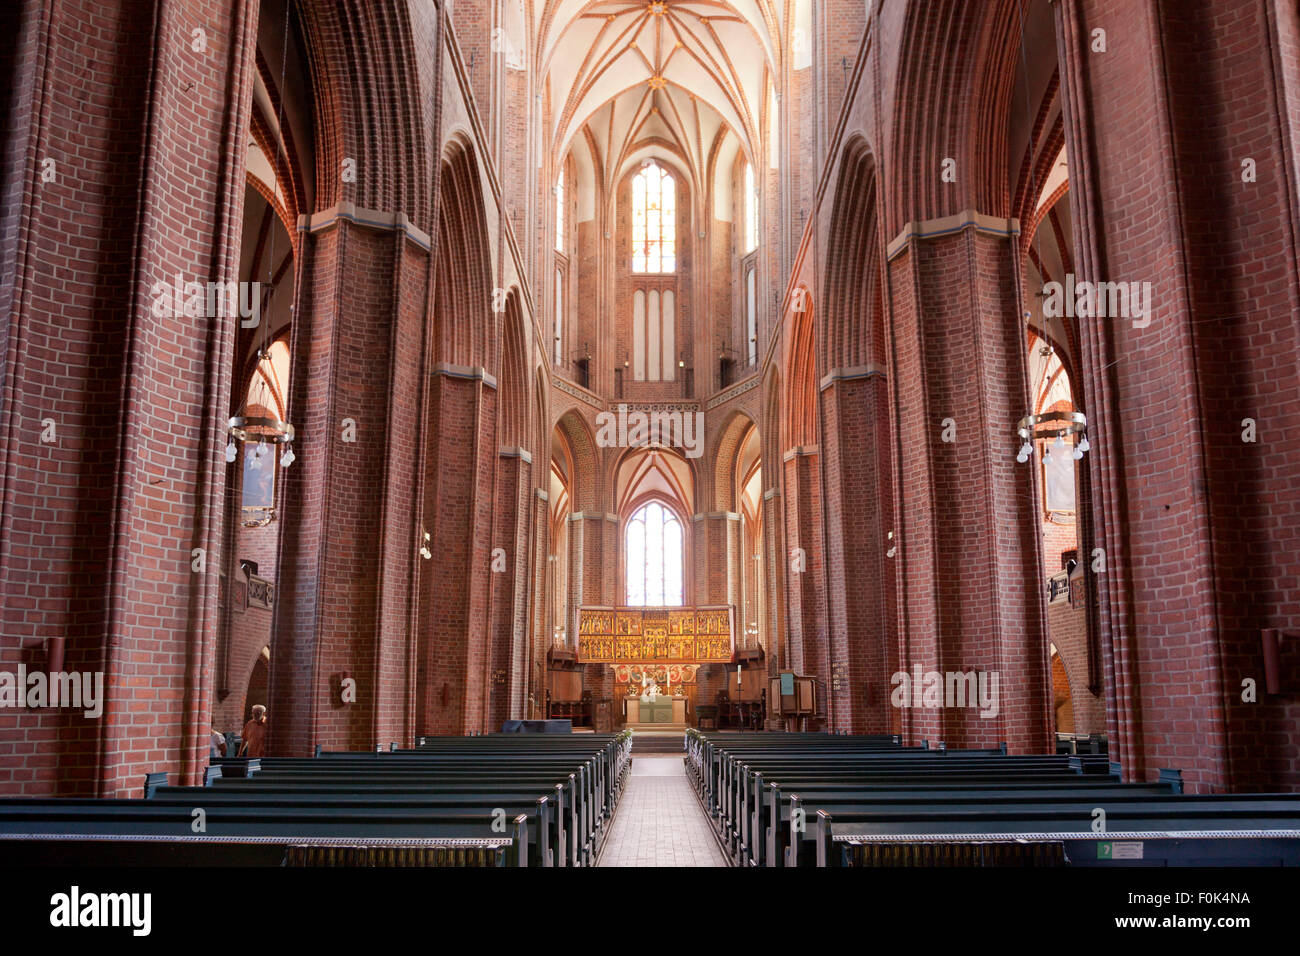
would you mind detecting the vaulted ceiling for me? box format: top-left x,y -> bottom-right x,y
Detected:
539,1 -> 785,207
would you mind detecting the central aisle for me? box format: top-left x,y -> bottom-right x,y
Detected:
597,756 -> 731,867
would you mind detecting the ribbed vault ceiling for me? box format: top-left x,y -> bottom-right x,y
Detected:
540,1 -> 783,194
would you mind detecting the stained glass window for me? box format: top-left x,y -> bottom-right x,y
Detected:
632,162 -> 676,273
626,501 -> 684,606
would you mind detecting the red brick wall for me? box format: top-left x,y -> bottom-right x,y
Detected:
0,0 -> 256,795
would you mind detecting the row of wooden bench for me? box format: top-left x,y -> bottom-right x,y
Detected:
0,732 -> 632,867
685,730 -> 1300,867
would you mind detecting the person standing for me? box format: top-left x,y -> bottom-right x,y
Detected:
239,704 -> 268,757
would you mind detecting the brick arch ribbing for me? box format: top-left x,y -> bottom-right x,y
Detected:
553,408 -> 599,512
887,0 -> 1021,230
435,138 -> 494,369
712,410 -> 759,513
760,367 -> 782,485
533,371 -> 549,475
783,294 -> 817,450
822,138 -> 885,371
295,0 -> 431,230
499,289 -> 529,448
612,445 -> 697,519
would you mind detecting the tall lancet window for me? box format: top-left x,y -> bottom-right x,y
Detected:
555,168 -> 565,252
625,501 -> 684,606
632,161 -> 676,273
744,162 -> 759,253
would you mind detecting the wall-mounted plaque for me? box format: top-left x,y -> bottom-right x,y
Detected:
831,661 -> 848,692
1069,574 -> 1086,609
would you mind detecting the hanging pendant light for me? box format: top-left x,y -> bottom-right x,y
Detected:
227,345 -> 295,528
228,347 -> 295,465
1015,411 -> 1088,464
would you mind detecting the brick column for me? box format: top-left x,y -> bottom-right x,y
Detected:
1056,0 -> 1300,790
489,448 -> 532,727
693,512 -> 740,607
0,0 -> 257,795
762,489 -> 786,674
821,367 -> 897,733
781,447 -> 827,691
272,215 -> 430,754
411,367 -> 496,735
885,213 -> 1050,753
528,488 -> 550,717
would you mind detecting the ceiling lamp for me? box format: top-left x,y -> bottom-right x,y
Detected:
1015,411 -> 1088,464
226,347 -> 297,479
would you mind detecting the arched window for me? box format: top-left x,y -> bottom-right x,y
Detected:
632,161 -> 676,274
625,501 -> 684,606
744,162 -> 759,253
555,167 -> 565,252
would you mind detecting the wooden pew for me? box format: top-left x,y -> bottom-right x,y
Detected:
0,798 -> 535,867
817,794 -> 1300,867
0,732 -> 633,868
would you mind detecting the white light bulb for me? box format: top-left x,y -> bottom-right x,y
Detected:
224,440 -> 237,463
1053,435 -> 1065,452
1043,448 -> 1053,464
1072,448 -> 1083,460
1078,436 -> 1091,453
280,445 -> 295,468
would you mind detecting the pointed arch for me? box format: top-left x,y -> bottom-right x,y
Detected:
713,410 -> 760,512
783,290 -> 817,450
553,408 -> 600,512
499,289 -> 529,449
822,138 -> 884,371
436,136 -> 495,369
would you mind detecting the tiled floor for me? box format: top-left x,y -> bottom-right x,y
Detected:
597,757 -> 731,867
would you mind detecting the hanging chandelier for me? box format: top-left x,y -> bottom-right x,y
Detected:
226,368 -> 295,470
1015,410 -> 1089,464
225,346 -> 296,528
